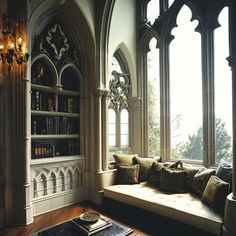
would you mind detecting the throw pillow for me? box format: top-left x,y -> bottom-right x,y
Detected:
113,154 -> 137,166
133,156 -> 158,182
216,159 -> 232,184
116,164 -> 140,184
148,162 -> 170,186
159,168 -> 187,193
192,168 -> 215,197
182,165 -> 200,191
202,175 -> 230,214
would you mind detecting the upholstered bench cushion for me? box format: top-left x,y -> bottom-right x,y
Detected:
103,182 -> 223,235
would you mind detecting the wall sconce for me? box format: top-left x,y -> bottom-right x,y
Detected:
0,13 -> 29,72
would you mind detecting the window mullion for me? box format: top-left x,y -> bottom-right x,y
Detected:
160,41 -> 170,162
202,27 -> 215,167
117,111 -> 121,148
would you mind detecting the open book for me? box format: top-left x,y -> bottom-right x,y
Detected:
72,215 -> 112,235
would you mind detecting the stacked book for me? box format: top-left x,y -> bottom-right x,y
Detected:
72,215 -> 112,235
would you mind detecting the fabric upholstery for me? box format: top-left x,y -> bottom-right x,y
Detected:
133,156 -> 158,182
104,182 -> 223,235
148,162 -> 170,186
216,159 -> 232,184
113,154 -> 137,166
192,168 -> 215,196
160,168 -> 187,193
202,175 -> 230,214
116,164 -> 140,184
182,165 -> 200,191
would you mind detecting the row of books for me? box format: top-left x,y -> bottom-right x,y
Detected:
58,96 -> 79,113
31,139 -> 80,159
31,91 -> 55,112
31,90 -> 79,113
32,117 -> 79,135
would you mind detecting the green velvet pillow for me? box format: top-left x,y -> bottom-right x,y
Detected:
159,168 -> 187,193
116,164 -> 140,184
202,175 -> 230,214
192,168 -> 215,196
113,154 -> 137,166
133,156 -> 158,182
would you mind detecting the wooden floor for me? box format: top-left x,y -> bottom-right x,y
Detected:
0,200 -> 218,236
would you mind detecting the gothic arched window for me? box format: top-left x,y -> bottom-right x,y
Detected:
108,52 -> 131,161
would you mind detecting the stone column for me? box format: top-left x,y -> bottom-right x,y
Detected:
223,1 -> 236,236
95,89 -> 103,172
101,90 -> 110,171
131,97 -> 142,155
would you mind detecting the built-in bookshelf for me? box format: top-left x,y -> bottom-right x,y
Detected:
31,57 -> 80,162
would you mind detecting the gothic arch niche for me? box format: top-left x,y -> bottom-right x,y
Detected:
33,179 -> 37,198
29,0 -> 95,94
31,55 -> 58,86
29,0 -> 95,175
48,172 -> 56,194
60,64 -> 82,92
73,168 -> 80,189
38,173 -> 47,197
66,169 -> 73,190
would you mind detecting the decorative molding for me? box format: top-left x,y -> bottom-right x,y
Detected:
95,88 -> 106,99
31,161 -> 84,199
109,71 -> 130,112
32,23 -> 81,70
131,97 -> 142,107
46,24 -> 69,60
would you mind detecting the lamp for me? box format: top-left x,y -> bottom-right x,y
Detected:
0,13 -> 29,72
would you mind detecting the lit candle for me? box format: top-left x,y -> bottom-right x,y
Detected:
10,43 -> 14,48
0,45 -> 4,50
18,37 -> 22,45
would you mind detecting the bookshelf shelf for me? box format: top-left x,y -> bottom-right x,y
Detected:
59,89 -> 80,96
31,84 -> 80,96
31,110 -> 79,117
31,84 -> 56,93
31,134 -> 79,140
30,155 -> 83,165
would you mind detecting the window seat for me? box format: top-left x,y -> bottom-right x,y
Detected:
103,182 -> 223,235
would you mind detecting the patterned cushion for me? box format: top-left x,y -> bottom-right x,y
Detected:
182,165 -> 200,191
216,159 -> 232,184
116,164 -> 140,184
192,168 -> 215,196
148,162 -> 170,186
159,168 -> 187,193
113,154 -> 137,166
202,175 -> 230,214
133,156 -> 158,182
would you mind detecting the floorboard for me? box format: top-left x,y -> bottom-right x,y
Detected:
0,200 -> 218,236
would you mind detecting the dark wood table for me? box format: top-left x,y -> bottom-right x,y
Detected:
33,218 -> 135,236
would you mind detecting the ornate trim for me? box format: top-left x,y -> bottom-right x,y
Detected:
46,24 -> 69,60
109,71 -> 130,112
32,22 -> 81,70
